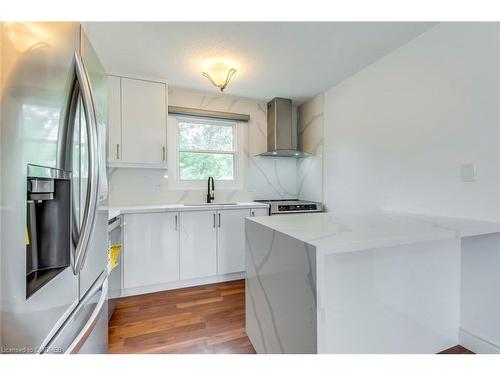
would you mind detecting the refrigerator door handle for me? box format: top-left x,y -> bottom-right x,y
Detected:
73,51 -> 100,274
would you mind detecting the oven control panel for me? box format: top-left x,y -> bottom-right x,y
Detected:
277,204 -> 318,212
267,200 -> 323,215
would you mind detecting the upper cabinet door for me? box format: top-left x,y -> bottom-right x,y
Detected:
121,78 -> 167,165
106,75 -> 121,162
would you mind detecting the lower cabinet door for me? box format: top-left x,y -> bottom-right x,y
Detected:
251,208 -> 269,217
123,212 -> 179,289
180,210 -> 217,280
217,209 -> 250,274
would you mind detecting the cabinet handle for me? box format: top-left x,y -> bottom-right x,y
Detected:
218,213 -> 221,228
162,146 -> 166,161
175,214 -> 178,231
116,144 -> 120,159
251,211 -> 255,217
213,213 -> 216,228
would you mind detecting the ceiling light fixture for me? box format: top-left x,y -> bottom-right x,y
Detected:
202,62 -> 237,92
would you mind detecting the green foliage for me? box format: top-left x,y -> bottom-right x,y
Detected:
178,120 -> 235,181
180,152 -> 234,180
179,121 -> 233,151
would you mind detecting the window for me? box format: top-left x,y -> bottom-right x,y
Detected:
177,117 -> 237,181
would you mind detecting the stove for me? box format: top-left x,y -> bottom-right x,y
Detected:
254,199 -> 323,215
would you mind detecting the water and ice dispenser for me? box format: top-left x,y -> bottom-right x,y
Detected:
26,165 -> 71,298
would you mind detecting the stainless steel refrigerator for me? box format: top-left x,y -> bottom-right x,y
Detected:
0,22 -> 109,353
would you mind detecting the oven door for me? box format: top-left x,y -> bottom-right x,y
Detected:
42,272 -> 108,354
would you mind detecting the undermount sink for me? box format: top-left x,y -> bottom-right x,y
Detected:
183,202 -> 238,206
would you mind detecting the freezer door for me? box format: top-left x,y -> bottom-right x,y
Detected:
42,272 -> 108,354
0,22 -> 80,353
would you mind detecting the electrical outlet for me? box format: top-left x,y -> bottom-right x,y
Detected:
460,164 -> 476,183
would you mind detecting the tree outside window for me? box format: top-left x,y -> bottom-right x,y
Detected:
178,118 -> 237,181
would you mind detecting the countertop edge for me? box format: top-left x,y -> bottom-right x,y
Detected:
105,202 -> 269,217
246,211 -> 500,255
246,216 -> 457,254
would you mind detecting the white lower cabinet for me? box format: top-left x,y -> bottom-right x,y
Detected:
121,206 -> 268,294
217,209 -> 250,274
250,208 -> 269,217
123,212 -> 179,289
179,210 -> 217,280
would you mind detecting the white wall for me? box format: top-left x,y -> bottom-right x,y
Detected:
323,23 -> 500,221
107,87 -> 299,205
297,94 -> 324,202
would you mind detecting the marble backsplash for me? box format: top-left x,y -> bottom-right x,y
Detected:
297,94 -> 324,203
107,87 -> 301,206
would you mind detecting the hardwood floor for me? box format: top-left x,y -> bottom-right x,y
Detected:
108,279 -> 474,354
438,345 -> 474,354
109,279 -> 255,354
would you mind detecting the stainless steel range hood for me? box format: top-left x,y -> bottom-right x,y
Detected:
257,97 -> 311,158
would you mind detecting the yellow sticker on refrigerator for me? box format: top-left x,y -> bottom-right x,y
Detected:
108,244 -> 122,271
25,227 -> 30,246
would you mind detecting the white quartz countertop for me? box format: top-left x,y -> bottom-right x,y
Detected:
105,202 -> 269,217
386,211 -> 500,238
247,212 -> 500,255
108,208 -> 121,221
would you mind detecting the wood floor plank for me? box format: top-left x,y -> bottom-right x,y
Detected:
108,279 -> 470,354
109,279 -> 255,354
176,296 -> 224,309
438,345 -> 474,354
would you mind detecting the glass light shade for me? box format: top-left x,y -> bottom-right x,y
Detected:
202,63 -> 237,92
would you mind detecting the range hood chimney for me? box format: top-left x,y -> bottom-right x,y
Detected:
257,97 -> 311,158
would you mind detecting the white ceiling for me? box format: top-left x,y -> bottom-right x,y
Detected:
85,22 -> 437,104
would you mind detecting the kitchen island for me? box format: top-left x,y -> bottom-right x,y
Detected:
245,212 -> 500,353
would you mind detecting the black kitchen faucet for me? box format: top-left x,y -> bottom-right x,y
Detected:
207,176 -> 215,203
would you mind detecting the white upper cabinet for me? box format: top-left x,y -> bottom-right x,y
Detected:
106,75 -> 168,168
121,78 -> 167,165
106,75 -> 121,162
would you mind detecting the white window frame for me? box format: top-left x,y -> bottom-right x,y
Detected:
167,114 -> 244,190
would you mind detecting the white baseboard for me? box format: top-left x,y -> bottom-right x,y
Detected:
119,272 -> 245,298
459,328 -> 500,354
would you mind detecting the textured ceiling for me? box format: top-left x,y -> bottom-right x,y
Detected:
85,22 -> 437,104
